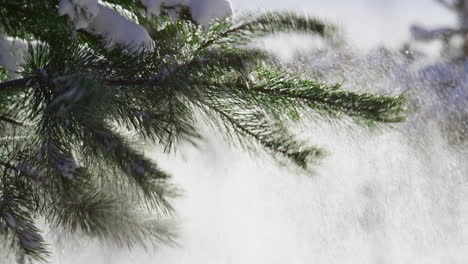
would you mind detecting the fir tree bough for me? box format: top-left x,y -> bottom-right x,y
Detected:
0,1 -> 405,263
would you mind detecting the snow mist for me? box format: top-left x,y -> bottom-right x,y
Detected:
47,47 -> 468,264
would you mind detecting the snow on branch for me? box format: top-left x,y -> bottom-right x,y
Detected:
140,0 -> 233,26
0,37 -> 27,78
190,0 -> 233,27
59,0 -> 154,52
57,0 -> 234,52
58,0 -> 100,29
85,5 -> 154,51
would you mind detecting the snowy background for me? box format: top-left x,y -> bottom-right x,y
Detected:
233,0 -> 454,50
44,1 -> 468,264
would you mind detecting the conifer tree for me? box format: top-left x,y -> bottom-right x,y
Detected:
0,0 -> 405,263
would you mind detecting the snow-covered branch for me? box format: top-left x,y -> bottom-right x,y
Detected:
59,0 -> 154,51
58,0 -> 233,52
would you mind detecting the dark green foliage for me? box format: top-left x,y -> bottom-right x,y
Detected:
0,1 -> 405,263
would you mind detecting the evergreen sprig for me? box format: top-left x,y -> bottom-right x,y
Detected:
0,1 -> 405,262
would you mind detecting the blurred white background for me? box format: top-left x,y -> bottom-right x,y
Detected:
233,0 -> 455,50
49,2 -> 468,264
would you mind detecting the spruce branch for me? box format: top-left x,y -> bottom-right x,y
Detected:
105,49 -> 266,87
202,12 -> 329,48
248,67 -> 406,122
1,165 -> 50,262
81,125 -> 178,213
47,187 -> 177,249
0,3 -> 406,263
197,99 -> 323,169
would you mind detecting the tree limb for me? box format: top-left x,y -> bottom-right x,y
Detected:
0,58 -> 212,90
0,77 -> 31,91
105,59 -> 210,87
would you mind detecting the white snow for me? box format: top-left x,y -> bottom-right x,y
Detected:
0,38 -> 17,75
190,0 -> 233,27
0,37 -> 27,78
139,0 -> 190,18
58,0 -> 154,52
58,0 -> 100,29
85,6 -> 154,51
